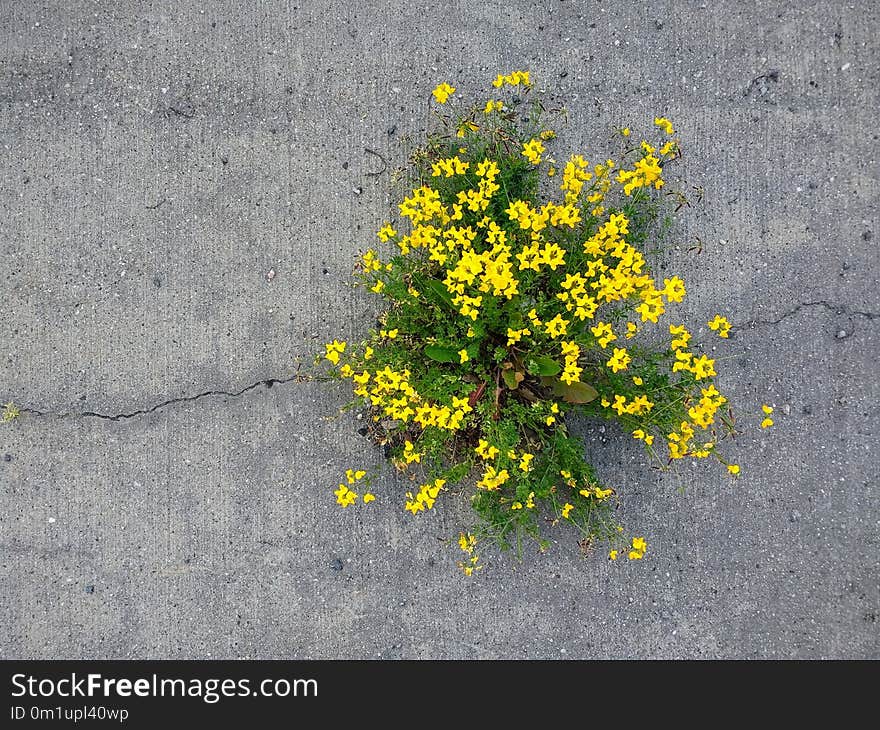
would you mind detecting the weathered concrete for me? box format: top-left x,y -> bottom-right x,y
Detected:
1,0 -> 877,658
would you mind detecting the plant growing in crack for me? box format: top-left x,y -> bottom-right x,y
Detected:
313,71 -> 763,571
1,402 -> 21,423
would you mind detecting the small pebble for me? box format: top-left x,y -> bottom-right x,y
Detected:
782,404 -> 791,415
48,517 -> 56,524
330,558 -> 344,571
85,585 -> 95,594
266,268 -> 276,282
3,453 -> 11,462
835,329 -> 848,339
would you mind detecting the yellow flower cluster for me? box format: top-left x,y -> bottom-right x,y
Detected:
616,141 -> 664,196
560,341 -> 582,384
606,347 -> 631,373
521,138 -> 545,165
475,439 -> 499,460
324,339 -> 346,365
628,536 -> 647,560
510,492 -> 535,510
351,365 -> 420,423
708,314 -> 732,338
631,429 -> 654,446
414,396 -> 473,431
319,72 -> 758,566
432,155 -> 469,178
669,324 -> 717,380
578,485 -> 614,500
405,478 -> 446,514
506,327 -> 531,346
457,532 -> 481,575
432,82 -> 455,104
492,70 -> 531,88
560,154 -> 593,203
399,186 -> 443,224
558,272 -> 599,321
477,465 -> 510,490
687,384 -> 727,429
402,440 -> 422,463
761,403 -> 774,429
605,393 -> 654,416
334,469 -> 375,507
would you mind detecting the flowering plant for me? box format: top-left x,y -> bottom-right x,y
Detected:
320,72 -> 768,573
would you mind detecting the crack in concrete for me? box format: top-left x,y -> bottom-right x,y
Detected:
738,300 -> 879,328
20,372 -> 328,422
16,300 -> 875,422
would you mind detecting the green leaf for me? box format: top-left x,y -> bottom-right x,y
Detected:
501,369 -> 525,390
414,276 -> 453,309
549,379 -> 599,404
526,355 -> 561,377
424,344 -> 459,363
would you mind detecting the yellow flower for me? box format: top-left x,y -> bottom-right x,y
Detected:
761,417 -> 774,429
762,404 -> 774,414
370,280 -> 385,294
654,116 -> 675,134
334,484 -> 358,508
477,466 -> 510,490
632,376 -> 643,386
519,453 -> 534,472
621,127 -> 631,137
590,321 -> 616,348
475,439 -> 499,460
544,314 -> 569,338
493,70 -> 531,88
669,324 -> 691,350
483,99 -> 503,114
662,276 -> 686,303
364,346 -> 374,361
377,223 -> 397,241
432,82 -> 455,104
458,349 -> 469,364
345,469 -> 367,484
521,138 -> 545,165
606,347 -> 631,373
362,493 -> 376,504
691,354 -> 716,380
708,314 -> 731,338
403,440 -> 422,464
609,550 -> 618,561
324,339 -> 346,365
632,428 -> 648,441
727,464 -> 740,475
628,537 -> 647,560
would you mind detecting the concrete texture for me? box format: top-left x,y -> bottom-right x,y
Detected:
1,0 -> 878,658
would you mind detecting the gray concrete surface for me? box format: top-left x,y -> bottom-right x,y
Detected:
1,0 -> 878,658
